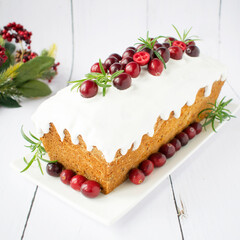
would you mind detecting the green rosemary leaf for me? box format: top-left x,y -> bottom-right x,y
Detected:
154,50 -> 166,69
36,158 -> 44,175
172,25 -> 182,41
21,127 -> 51,174
110,70 -> 124,80
29,131 -> 40,141
137,45 -> 145,52
21,126 -> 36,144
23,157 -> 28,164
41,158 -> 57,163
85,72 -> 102,79
21,155 -> 35,173
198,97 -> 235,132
99,59 -> 106,76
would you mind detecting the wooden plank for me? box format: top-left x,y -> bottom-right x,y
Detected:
22,179 -> 182,240
71,0 -> 148,80
148,0 -> 220,58
0,0 -> 72,239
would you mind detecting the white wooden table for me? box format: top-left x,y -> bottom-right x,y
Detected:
1,0 -> 240,239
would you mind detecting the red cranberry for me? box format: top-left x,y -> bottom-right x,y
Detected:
185,39 -> 195,47
90,62 -> 107,74
109,62 -> 123,74
81,180 -> 101,198
104,56 -> 118,69
60,169 -> 75,185
172,40 -> 187,51
149,152 -> 166,167
133,51 -> 150,66
126,46 -> 137,52
120,57 -> 133,68
176,132 -> 189,146
148,58 -> 164,76
113,73 -> 132,90
46,162 -> 63,177
141,48 -> 154,59
190,122 -> 202,134
139,160 -> 154,176
159,143 -> 176,158
153,42 -> 162,50
129,168 -> 145,184
155,47 -> 170,63
80,80 -> 98,98
170,138 -> 181,151
162,42 -> 170,48
184,126 -> 196,139
125,62 -> 141,78
70,175 -> 87,191
185,45 -> 200,57
109,53 -> 122,61
165,37 -> 177,44
169,46 -> 183,60
122,49 -> 135,59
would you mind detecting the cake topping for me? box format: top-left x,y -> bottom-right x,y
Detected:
32,54 -> 227,162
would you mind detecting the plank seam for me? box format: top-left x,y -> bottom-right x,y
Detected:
169,175 -> 185,240
21,186 -> 38,240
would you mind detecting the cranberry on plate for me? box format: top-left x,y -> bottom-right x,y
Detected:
70,175 -> 87,191
81,180 -> 101,198
60,169 -> 75,185
148,152 -> 167,168
159,143 -> 176,158
129,168 -> 145,184
139,160 -> 154,176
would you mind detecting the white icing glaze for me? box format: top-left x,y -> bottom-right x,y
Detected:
32,54 -> 226,162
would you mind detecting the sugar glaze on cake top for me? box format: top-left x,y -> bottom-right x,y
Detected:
32,54 -> 226,163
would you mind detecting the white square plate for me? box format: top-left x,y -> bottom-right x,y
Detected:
11,103 -> 240,226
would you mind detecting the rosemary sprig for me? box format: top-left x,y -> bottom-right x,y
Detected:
172,25 -> 200,44
135,31 -> 166,68
21,126 -> 56,174
198,97 -> 236,132
69,59 -> 123,96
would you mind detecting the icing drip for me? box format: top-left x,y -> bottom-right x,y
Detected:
32,54 -> 227,162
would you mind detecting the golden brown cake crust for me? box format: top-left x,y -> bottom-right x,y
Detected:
41,80 -> 224,194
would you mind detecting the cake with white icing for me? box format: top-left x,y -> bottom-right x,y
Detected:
32,31 -> 226,194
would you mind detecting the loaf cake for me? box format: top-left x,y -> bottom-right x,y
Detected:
32,51 -> 226,194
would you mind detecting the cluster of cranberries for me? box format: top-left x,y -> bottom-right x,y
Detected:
0,46 -> 7,66
80,36 -> 200,98
0,22 -> 32,49
128,122 -> 202,184
46,162 -> 101,198
164,37 -> 200,60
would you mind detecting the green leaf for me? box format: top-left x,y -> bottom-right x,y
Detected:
4,42 -> 16,55
14,56 -> 55,85
154,50 -> 166,69
0,95 -> 21,108
18,79 -> 51,98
